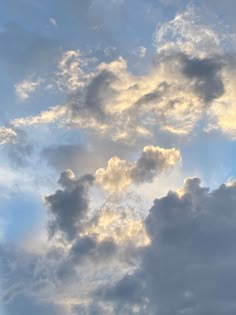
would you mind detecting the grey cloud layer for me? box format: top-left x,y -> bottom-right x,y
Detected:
98,178 -> 236,314
45,170 -> 94,241
2,177 -> 236,314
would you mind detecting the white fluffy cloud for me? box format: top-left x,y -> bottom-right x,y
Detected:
95,145 -> 181,192
0,127 -> 17,145
54,50 -> 93,92
15,78 -> 42,101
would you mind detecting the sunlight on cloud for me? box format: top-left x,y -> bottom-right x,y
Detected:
95,145 -> 180,192
2,2 -> 236,315
15,78 -> 42,101
0,127 -> 17,145
81,209 -> 150,247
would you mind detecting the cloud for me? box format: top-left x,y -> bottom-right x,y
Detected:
180,54 -> 224,102
45,170 -> 94,241
154,6 -> 222,59
11,105 -> 68,127
0,205 -> 142,314
41,137 -> 134,176
8,54 -> 203,141
95,156 -> 131,192
5,128 -> 33,168
99,178 -> 236,314
130,145 -> 181,183
15,78 -> 42,101
95,145 -> 180,192
135,46 -> 147,58
82,208 -> 150,247
54,50 -> 93,93
2,6 -> 236,145
2,176 -> 236,314
0,127 -> 17,145
49,18 -> 57,27
207,57 -> 236,139
2,3 -> 236,315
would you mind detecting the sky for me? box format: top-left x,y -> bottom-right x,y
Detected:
1,0 -> 236,314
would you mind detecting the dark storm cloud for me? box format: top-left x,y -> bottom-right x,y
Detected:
99,178 -> 236,314
180,54 -> 225,102
45,170 -> 94,241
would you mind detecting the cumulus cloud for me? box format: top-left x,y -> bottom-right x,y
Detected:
82,208 -> 150,247
11,105 -> 68,127
45,170 -> 94,241
98,178 -> 236,314
2,175 -> 236,314
96,156 -> 131,192
0,237 -> 119,315
0,191 -> 147,315
95,145 -> 180,192
179,54 -> 224,102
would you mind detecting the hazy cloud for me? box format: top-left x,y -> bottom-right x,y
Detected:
100,178 -> 236,314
